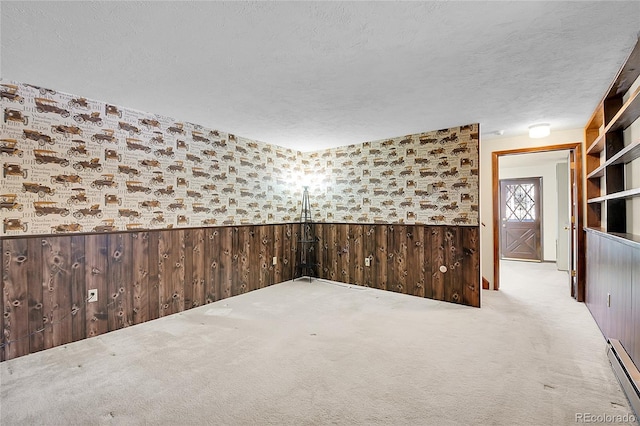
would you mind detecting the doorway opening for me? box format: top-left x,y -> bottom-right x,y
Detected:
491,143 -> 584,301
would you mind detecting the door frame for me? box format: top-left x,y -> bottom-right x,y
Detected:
555,161 -> 571,272
499,176 -> 543,262
491,142 -> 584,301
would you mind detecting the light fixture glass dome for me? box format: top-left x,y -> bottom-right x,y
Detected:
528,123 -> 550,138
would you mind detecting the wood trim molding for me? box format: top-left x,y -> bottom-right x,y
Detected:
492,152 -> 500,290
491,143 -> 584,300
482,277 -> 490,290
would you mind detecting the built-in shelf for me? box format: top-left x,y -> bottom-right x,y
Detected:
586,165 -> 605,179
588,187 -> 640,204
586,87 -> 640,156
607,41 -> 640,98
608,139 -> 640,166
587,133 -> 606,155
607,86 -> 640,132
587,195 -> 608,204
587,139 -> 640,180
607,187 -> 640,201
585,37 -> 640,235
584,39 -> 640,410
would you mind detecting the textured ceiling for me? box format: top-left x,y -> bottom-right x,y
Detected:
1,1 -> 639,151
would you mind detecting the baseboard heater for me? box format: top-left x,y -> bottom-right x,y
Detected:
607,339 -> 640,417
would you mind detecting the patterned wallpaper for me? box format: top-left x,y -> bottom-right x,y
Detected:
1,80 -> 303,235
1,79 -> 478,236
302,124 -> 479,226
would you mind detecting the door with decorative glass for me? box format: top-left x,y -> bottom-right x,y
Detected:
499,177 -> 542,261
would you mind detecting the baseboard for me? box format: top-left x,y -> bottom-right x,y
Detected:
482,277 -> 490,290
501,257 -> 542,263
607,339 -> 640,418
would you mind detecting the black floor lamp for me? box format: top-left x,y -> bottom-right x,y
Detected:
296,186 -> 316,281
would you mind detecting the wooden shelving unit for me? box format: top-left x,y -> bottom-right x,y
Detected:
584,39 -> 640,411
586,139 -> 640,180
585,38 -> 640,236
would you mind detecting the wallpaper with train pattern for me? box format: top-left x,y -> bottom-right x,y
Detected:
0,79 -> 478,236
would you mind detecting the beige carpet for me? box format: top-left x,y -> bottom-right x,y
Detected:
0,261 -> 635,425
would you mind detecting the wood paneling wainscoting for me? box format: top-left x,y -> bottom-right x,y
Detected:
586,229 -> 640,366
314,224 -> 480,308
1,224 -> 300,362
2,223 -> 480,362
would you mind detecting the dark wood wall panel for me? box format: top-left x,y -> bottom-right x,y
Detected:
421,228 -> 433,299
586,233 -> 605,333
219,227 -> 233,300
349,225 -> 364,286
184,229 -> 206,309
375,225 -> 388,291
132,232 -> 150,324
443,228 -> 461,304
84,234 -> 109,338
2,222 -> 480,362
337,225 -> 349,283
273,226 -> 283,284
204,228 -> 219,304
314,224 -> 479,307
26,238 -> 44,356
430,228 -> 445,301
362,226 -> 374,288
45,236 -> 74,348
107,233 -> 133,331
232,227 -> 246,296
3,239 -> 29,360
147,232 -> 160,322
70,235 -> 86,342
1,224 -> 303,362
286,224 -> 298,281
461,227 -> 479,306
158,230 -> 185,317
387,225 -> 405,294
40,237 -> 56,350
260,225 -> 275,289
609,241 -> 633,347
586,230 -> 640,371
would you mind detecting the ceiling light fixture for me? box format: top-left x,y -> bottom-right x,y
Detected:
528,123 -> 550,139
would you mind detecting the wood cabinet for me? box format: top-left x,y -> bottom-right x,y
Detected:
585,230 -> 640,366
585,38 -> 640,235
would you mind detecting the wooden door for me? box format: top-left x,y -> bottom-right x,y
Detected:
569,150 -> 578,298
500,177 -> 542,261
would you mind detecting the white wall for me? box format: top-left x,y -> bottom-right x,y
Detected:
500,161 -> 563,261
480,128 -> 584,289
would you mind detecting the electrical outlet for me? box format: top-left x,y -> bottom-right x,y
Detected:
365,258 -> 371,267
272,256 -> 277,265
88,289 -> 98,303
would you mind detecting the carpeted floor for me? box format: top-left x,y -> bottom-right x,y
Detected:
0,261 -> 635,425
